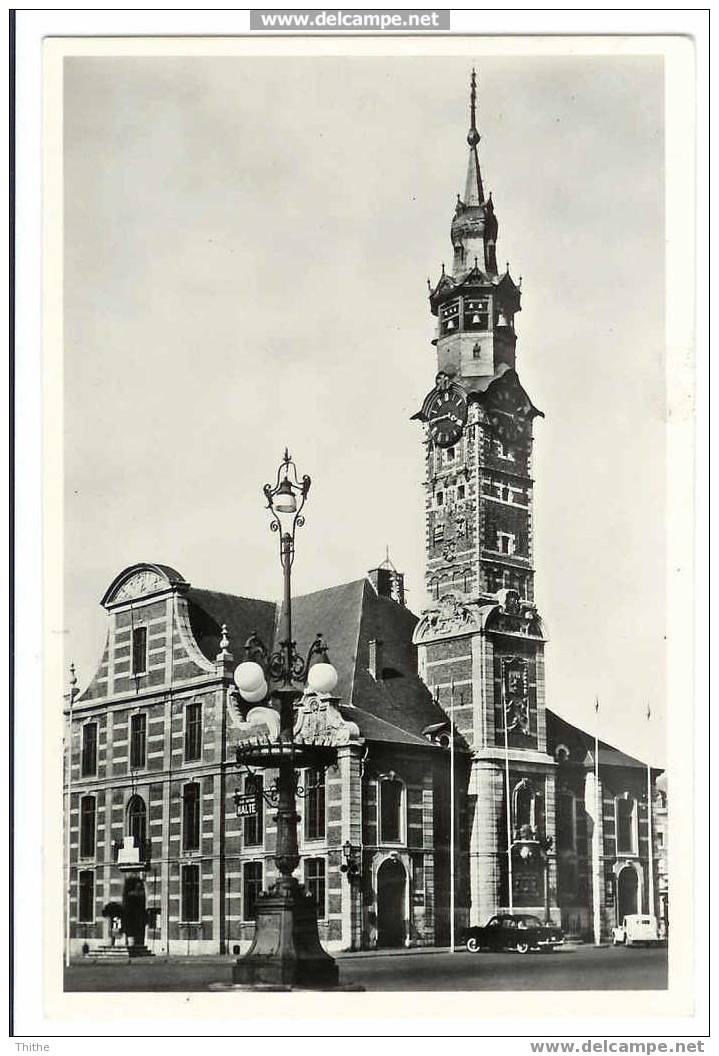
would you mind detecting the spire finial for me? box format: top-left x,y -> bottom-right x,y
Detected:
217,622 -> 233,662
69,662 -> 78,703
467,68 -> 480,148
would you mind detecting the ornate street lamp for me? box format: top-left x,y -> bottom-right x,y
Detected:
231,449 -> 340,989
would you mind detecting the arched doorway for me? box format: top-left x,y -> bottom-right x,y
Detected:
617,865 -> 639,920
122,875 -> 147,949
377,858 -> 406,948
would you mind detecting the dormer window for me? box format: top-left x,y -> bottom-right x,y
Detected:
440,299 -> 460,334
464,297 -> 490,331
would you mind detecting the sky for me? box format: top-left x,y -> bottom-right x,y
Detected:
63,53 -> 666,765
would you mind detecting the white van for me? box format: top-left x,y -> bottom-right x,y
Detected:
611,915 -> 661,946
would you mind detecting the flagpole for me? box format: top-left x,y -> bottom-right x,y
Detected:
502,660 -> 513,915
646,702 -> 655,919
449,678 -> 456,953
592,696 -> 601,946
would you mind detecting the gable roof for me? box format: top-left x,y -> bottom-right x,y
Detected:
185,575 -> 445,750
547,709 -> 663,773
187,587 -> 277,665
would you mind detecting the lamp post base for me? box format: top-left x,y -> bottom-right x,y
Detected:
232,879 -> 339,989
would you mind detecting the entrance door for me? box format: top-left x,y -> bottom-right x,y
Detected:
122,875 -> 146,948
377,858 -> 406,948
617,866 -> 638,920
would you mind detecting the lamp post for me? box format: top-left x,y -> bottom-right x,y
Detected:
231,450 -> 340,989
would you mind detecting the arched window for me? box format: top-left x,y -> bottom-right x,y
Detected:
512,779 -> 543,839
615,795 -> 637,854
378,774 -> 404,844
126,794 -> 147,855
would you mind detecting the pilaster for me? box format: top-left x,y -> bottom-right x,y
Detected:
337,742 -> 363,950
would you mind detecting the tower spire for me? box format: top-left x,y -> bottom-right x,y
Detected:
464,68 -> 484,206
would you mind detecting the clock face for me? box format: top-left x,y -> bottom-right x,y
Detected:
486,382 -> 532,443
486,408 -> 529,443
427,388 -> 468,448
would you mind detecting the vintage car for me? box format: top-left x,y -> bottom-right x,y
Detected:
611,914 -> 661,947
464,913 -> 564,954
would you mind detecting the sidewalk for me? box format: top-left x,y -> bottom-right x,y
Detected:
72,941 -> 584,967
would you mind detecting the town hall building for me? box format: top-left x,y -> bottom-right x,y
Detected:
63,74 -> 666,958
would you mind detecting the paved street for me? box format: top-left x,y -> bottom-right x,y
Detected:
63,944 -> 667,992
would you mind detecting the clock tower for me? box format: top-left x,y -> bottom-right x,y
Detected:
412,72 -> 557,929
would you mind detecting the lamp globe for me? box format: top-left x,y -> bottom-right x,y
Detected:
234,661 -> 265,694
307,662 -> 338,694
239,679 -> 269,704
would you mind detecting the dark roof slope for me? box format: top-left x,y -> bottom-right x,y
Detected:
339,704 -> 439,749
187,588 -> 277,665
187,576 -> 444,749
279,579 -> 366,706
547,709 -> 662,772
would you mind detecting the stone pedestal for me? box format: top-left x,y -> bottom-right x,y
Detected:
232,879 -> 339,989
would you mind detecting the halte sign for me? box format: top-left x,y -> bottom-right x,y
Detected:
234,792 -> 258,818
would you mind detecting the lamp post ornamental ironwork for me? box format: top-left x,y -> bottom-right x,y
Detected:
230,450 -> 340,988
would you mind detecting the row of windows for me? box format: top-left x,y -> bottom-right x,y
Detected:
242,769 -> 326,847
485,567 -> 529,596
75,858 -> 327,925
482,478 -> 528,506
439,297 -> 491,335
77,701 -> 203,777
435,484 -> 466,507
77,772 -> 407,866
555,791 -> 641,856
75,768 -> 329,861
